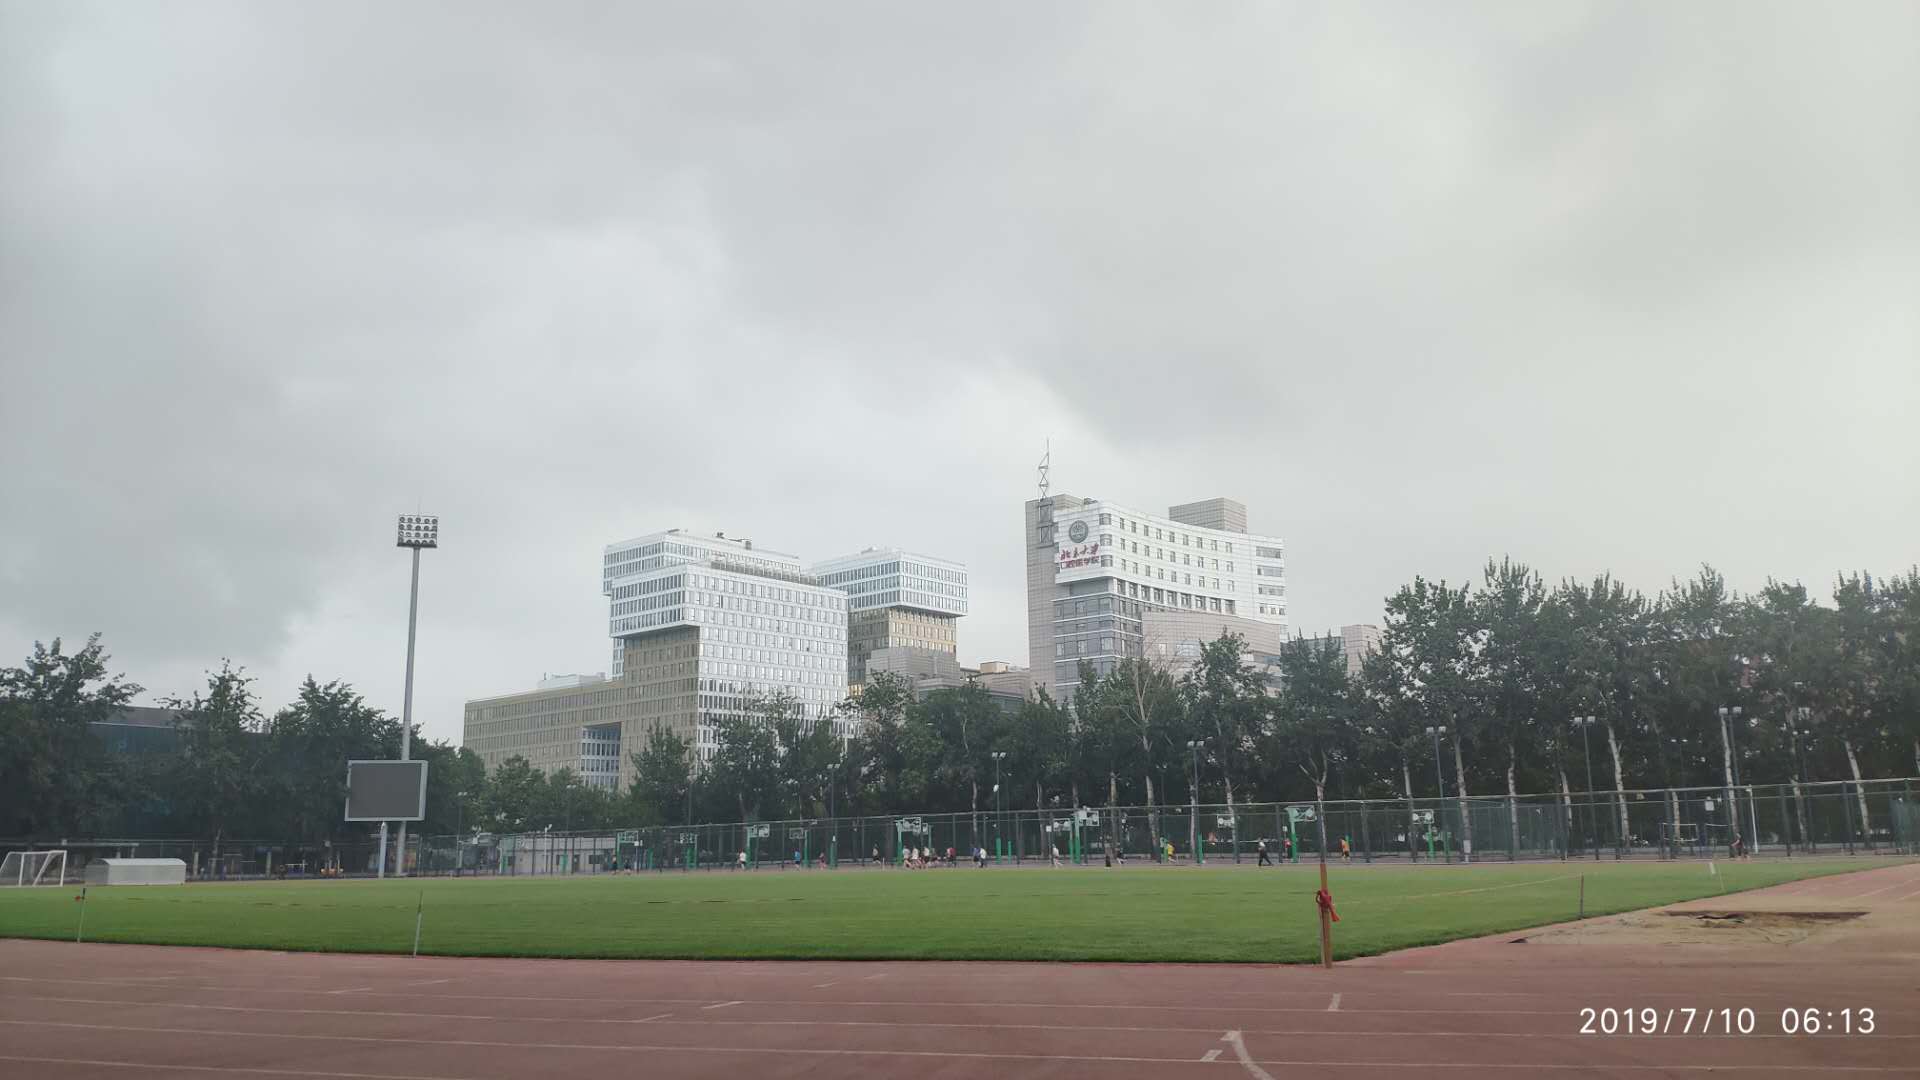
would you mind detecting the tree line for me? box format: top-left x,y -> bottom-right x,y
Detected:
4,560 -> 1915,847
0,636 -> 484,844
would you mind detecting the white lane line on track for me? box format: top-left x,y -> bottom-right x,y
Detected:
1,1025 -> 1909,1071
815,982 -> 839,989
0,977 -> 1573,1014
0,1057 -> 469,1080
1201,1049 -> 1222,1062
325,987 -> 373,995
1849,872 -> 1920,900
702,1000 -> 742,1010
1328,994 -> 1342,1012
1222,1030 -> 1276,1080
15,995 -> 1916,1038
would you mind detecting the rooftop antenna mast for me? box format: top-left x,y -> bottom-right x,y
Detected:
1037,438 -> 1051,501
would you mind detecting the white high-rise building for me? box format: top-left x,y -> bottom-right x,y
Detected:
810,548 -> 968,686
600,529 -> 848,761
1025,494 -> 1286,698
466,530 -> 977,788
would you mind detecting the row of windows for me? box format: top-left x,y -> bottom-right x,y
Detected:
1106,534 -> 1237,574
1100,512 -> 1242,554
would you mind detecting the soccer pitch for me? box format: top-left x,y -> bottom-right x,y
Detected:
1,858 -> 1908,963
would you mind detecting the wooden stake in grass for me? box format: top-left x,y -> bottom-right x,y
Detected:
1316,860 -> 1334,969
74,887 -> 88,943
1579,875 -> 1586,920
412,889 -> 424,957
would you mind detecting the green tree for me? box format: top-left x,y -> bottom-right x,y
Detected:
261,677 -> 399,841
1182,632 -> 1270,822
0,634 -> 142,836
707,696 -> 788,821
414,740 -> 486,837
165,661 -> 267,854
1273,634 -> 1356,856
481,755 -> 544,832
1472,557 -> 1548,849
627,724 -> 693,825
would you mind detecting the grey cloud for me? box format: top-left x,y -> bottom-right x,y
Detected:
3,2 -> 1914,739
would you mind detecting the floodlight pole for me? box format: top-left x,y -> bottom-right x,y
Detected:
394,514 -> 437,878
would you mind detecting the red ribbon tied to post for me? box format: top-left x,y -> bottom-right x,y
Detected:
1316,887 -> 1339,923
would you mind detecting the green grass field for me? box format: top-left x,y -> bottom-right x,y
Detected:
2,858 -> 1909,964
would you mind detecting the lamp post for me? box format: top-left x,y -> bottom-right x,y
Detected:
393,514 -> 438,878
1426,725 -> 1447,862
1789,704 -> 1812,852
991,751 -> 1007,862
454,790 -> 468,876
1716,705 -> 1742,843
1572,716 -> 1598,858
1187,739 -> 1203,862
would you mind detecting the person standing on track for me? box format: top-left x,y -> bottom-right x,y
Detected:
1257,839 -> 1272,866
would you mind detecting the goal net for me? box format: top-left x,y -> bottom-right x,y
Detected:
0,849 -> 67,887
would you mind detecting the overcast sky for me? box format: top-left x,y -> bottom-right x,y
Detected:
3,3 -> 1915,743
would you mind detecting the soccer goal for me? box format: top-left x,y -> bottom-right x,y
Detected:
1659,823 -> 1699,849
0,849 -> 68,887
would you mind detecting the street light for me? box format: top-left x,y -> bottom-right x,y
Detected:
1187,739 -> 1203,861
1425,726 -> 1448,863
1716,705 -> 1743,841
393,513 -> 438,878
454,789 -> 469,876
1786,689 -> 1815,853
1572,716 -> 1598,858
991,751 -> 1008,862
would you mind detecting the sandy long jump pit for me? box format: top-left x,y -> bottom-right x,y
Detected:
3,860 -> 1918,1079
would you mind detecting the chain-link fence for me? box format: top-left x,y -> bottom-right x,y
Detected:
8,779 -> 1913,881
413,778 -> 1916,874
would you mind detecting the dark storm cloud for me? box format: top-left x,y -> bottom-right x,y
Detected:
2,2 -> 1914,739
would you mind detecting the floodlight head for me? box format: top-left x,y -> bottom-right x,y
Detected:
1732,706 -> 1743,718
1717,706 -> 1728,718
397,513 -> 440,549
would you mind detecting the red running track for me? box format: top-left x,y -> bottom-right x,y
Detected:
3,860 -> 1918,1079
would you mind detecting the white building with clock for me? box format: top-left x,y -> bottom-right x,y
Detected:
1023,494 -> 1286,699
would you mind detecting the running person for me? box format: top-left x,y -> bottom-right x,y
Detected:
1257,839 -> 1272,866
